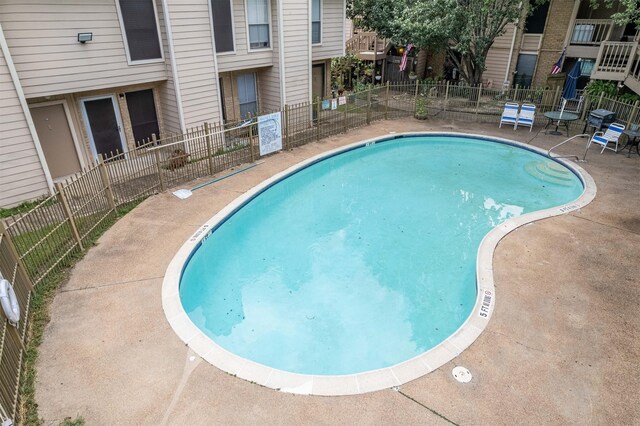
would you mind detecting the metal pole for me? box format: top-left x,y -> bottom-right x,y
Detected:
204,122 -> 215,175
366,88 -> 372,125
315,97 -> 321,141
97,155 -> 116,211
55,182 -> 84,251
153,147 -> 166,192
444,81 -> 450,112
384,81 -> 390,120
475,83 -> 483,121
249,121 -> 256,162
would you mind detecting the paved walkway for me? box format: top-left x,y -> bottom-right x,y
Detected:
36,119 -> 640,424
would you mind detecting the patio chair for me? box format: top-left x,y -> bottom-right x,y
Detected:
499,102 -> 519,129
562,96 -> 584,114
586,122 -> 626,153
515,103 -> 536,132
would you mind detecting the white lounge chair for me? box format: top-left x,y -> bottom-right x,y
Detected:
499,102 -> 519,129
587,123 -> 625,153
515,103 -> 536,132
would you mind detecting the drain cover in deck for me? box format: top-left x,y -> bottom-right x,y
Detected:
452,366 -> 472,383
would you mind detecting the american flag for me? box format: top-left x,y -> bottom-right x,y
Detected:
399,44 -> 414,72
551,49 -> 566,74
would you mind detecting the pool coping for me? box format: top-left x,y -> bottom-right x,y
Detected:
161,131 -> 596,396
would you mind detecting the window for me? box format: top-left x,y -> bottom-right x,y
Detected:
524,2 -> 549,34
117,0 -> 162,62
212,0 -> 234,53
125,89 -> 160,147
237,73 -> 258,118
247,0 -> 270,49
312,0 -> 321,44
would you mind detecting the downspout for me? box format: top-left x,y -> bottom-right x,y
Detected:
504,22 -> 519,88
0,22 -> 54,193
277,0 -> 287,105
160,0 -> 187,133
206,0 -> 224,121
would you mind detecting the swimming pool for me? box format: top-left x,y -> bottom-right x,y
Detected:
163,133 -> 595,395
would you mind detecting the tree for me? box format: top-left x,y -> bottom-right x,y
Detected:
348,0 -> 539,85
590,0 -> 640,26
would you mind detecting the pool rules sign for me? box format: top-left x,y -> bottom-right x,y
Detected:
258,112 -> 283,156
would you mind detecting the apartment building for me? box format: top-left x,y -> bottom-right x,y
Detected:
484,0 -> 639,92
0,0 -> 346,207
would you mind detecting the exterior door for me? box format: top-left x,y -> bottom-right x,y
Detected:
312,63 -> 325,100
81,96 -> 126,159
513,54 -> 538,88
30,103 -> 82,179
237,73 -> 258,119
125,89 -> 160,147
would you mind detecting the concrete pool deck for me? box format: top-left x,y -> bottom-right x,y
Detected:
36,119 -> 639,424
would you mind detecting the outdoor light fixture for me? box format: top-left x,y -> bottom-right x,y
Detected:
77,33 -> 93,43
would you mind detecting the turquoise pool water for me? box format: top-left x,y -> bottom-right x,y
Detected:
180,135 -> 583,376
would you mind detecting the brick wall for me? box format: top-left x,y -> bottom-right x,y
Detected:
533,0 -> 575,87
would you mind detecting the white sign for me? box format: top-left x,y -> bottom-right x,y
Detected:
331,98 -> 338,110
258,112 -> 283,156
338,96 -> 347,105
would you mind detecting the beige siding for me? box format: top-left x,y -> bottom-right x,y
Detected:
312,0 -> 344,61
259,0 -> 282,111
0,46 -> 49,207
156,1 -> 182,134
521,34 -> 542,52
282,0 -> 310,104
216,0 -> 274,72
167,0 -> 220,129
0,0 -> 169,98
484,24 -> 518,87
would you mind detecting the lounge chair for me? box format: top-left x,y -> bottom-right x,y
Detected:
515,104 -> 536,132
499,102 -> 519,129
587,122 -> 625,153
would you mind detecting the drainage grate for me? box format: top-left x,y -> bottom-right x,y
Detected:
452,366 -> 472,383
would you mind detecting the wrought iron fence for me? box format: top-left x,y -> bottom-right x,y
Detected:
1,81 -> 639,422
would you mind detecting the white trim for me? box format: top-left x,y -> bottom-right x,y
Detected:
207,0 -> 225,122
311,0 -> 322,46
79,95 -> 128,160
114,0 -> 164,66
210,0 -> 237,55
160,0 -> 187,133
308,0 -> 313,103
342,0 -> 346,56
29,100 -> 87,171
0,22 -> 54,193
277,0 -> 286,104
161,132 -> 596,396
245,0 -> 273,52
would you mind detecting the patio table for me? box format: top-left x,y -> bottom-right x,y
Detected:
544,111 -> 579,136
620,129 -> 640,158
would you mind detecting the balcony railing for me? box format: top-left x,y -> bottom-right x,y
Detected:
346,32 -> 390,58
570,19 -> 614,45
592,41 -> 639,80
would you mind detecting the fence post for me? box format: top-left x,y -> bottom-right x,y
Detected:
283,105 -> 290,150
475,84 -> 483,121
629,100 -> 640,126
597,91 -> 605,110
55,182 -> 84,251
384,81 -> 390,120
551,85 -> 560,109
0,220 -> 33,291
514,84 -> 520,103
343,97 -> 348,133
366,88 -> 372,125
249,121 -> 256,162
444,81 -> 450,111
153,147 -> 166,192
97,155 -> 116,212
315,97 -> 321,141
204,122 -> 215,175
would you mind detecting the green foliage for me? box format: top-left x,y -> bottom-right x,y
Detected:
348,0 -> 541,85
59,417 -> 85,426
0,197 -> 54,219
585,80 -> 617,98
415,95 -> 429,118
589,0 -> 640,26
331,54 -> 367,90
619,92 -> 640,103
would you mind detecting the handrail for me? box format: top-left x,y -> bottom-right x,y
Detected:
548,133 -> 591,162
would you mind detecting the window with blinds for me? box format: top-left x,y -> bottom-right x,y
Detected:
212,0 -> 234,53
237,73 -> 258,118
118,0 -> 162,62
246,0 -> 270,49
312,0 -> 321,44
